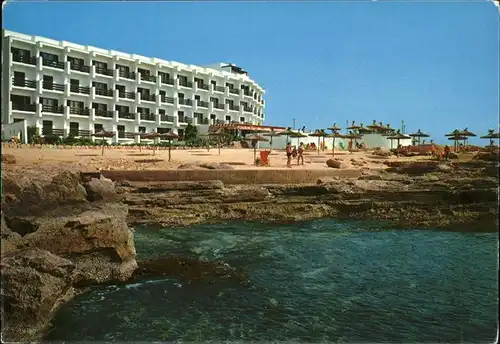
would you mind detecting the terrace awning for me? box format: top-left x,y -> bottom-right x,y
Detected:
208,123 -> 286,133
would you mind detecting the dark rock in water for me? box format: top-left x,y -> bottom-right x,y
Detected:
131,255 -> 248,284
1,248 -> 76,342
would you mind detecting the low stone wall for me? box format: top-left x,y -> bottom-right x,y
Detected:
100,169 -> 363,184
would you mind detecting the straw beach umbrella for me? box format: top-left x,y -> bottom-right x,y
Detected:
344,131 -> 363,152
92,130 -> 115,156
309,129 -> 326,154
141,131 -> 163,156
408,129 -> 430,146
160,132 -> 179,162
327,132 -> 344,157
289,131 -> 307,147
386,131 -> 411,149
263,127 -> 280,152
367,120 -> 382,133
480,129 -> 500,147
277,127 -> 297,147
327,123 -> 341,132
245,134 -> 269,165
208,128 -> 230,155
457,128 -> 476,147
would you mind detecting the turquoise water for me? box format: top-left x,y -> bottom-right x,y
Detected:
46,220 -> 498,342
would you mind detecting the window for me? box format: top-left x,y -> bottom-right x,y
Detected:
40,52 -> 58,62
11,95 -> 31,104
40,97 -> 58,106
195,95 -> 201,101
13,71 -> 25,80
116,85 -> 126,93
115,105 -> 129,114
138,68 -> 150,76
159,90 -> 166,97
157,127 -> 171,134
11,48 -> 31,58
210,81 -> 216,86
43,75 -> 54,84
178,111 -> 184,117
116,64 -> 129,74
226,83 -> 233,88
225,99 -> 233,105
240,117 -> 245,122
70,79 -> 79,87
42,120 -> 53,135
225,115 -> 231,121
210,114 -> 216,119
92,82 -> 108,90
68,56 -> 84,66
177,129 -> 184,139
178,93 -> 184,99
210,97 -> 219,104
67,100 -> 84,109
137,107 -> 150,115
69,122 -> 79,136
159,109 -> 166,115
94,123 -> 103,132
138,87 -> 150,96
194,112 -> 203,119
13,118 -> 24,123
92,103 -> 107,111
158,72 -> 170,82
138,126 -> 146,133
92,60 -> 107,69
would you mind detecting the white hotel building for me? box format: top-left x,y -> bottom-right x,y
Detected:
1,30 -> 266,143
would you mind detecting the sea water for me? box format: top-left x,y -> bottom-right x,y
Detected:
45,220 -> 498,342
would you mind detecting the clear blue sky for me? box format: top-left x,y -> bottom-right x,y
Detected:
3,1 -> 499,144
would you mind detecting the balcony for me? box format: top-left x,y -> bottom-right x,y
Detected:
229,88 -> 240,95
178,116 -> 192,124
214,86 -> 225,93
95,67 -> 114,76
197,84 -> 209,91
70,64 -> 91,73
69,107 -> 90,116
119,70 -> 136,80
179,98 -> 192,106
140,113 -> 156,121
140,94 -> 156,102
161,78 -> 175,85
12,54 -> 37,65
42,59 -> 65,69
12,78 -> 36,89
161,114 -> 175,122
179,80 -> 193,88
197,100 -> 209,108
118,112 -> 136,120
198,118 -> 209,125
69,129 -> 92,137
42,128 -> 65,136
118,91 -> 136,100
118,131 -> 136,139
95,89 -> 114,97
243,90 -> 253,97
43,82 -> 65,92
95,110 -> 114,118
213,103 -> 224,110
42,105 -> 64,114
216,119 -> 225,124
229,104 -> 240,111
162,96 -> 175,104
243,106 -> 253,113
140,74 -> 157,83
12,103 -> 36,112
70,85 -> 90,94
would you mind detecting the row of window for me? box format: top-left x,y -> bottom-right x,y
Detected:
11,47 -> 263,102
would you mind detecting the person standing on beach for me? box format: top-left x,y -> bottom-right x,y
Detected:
285,142 -> 293,167
444,145 -> 451,160
297,142 -> 305,165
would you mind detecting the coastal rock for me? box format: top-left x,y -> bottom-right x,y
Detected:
220,186 -> 271,202
326,159 -> 342,168
1,248 -> 76,342
177,162 -> 234,170
135,180 -> 225,193
372,148 -> 391,157
437,164 -> 453,173
474,151 -> 499,162
2,154 -> 16,164
386,161 -> 439,175
350,158 -> 366,167
84,177 -> 121,202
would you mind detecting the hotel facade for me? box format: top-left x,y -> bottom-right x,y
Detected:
1,30 -> 266,143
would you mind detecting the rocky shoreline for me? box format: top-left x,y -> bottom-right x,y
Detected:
1,159 -> 498,342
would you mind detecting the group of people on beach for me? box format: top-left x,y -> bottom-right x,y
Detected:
285,142 -> 305,167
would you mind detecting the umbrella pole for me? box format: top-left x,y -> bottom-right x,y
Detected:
254,147 -> 257,165
270,136 -> 273,152
101,139 -> 105,156
218,138 -> 221,155
168,140 -> 172,162
317,137 -> 320,154
332,137 -> 336,157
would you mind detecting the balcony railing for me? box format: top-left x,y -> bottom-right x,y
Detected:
197,84 -> 209,91
42,105 -> 64,114
95,67 -> 114,76
140,113 -> 156,121
42,128 -> 65,136
118,112 -> 136,120
179,80 -> 193,88
95,89 -> 114,97
229,105 -> 240,111
69,129 -> 92,137
12,78 -> 36,89
140,74 -> 157,83
118,70 -> 136,79
162,96 -> 175,104
140,94 -> 156,102
70,85 -> 90,94
197,100 -> 209,108
12,54 -> 37,65
214,86 -> 225,93
243,91 -> 253,97
161,114 -> 174,122
42,59 -> 65,69
12,103 -> 36,112
213,103 -> 224,110
216,119 -> 225,124
118,91 -> 136,100
244,106 -> 253,113
43,82 -> 65,92
69,107 -> 90,116
229,88 -> 240,95
178,116 -> 192,124
118,131 -> 136,139
198,118 -> 209,125
179,98 -> 192,106
95,110 -> 114,118
70,64 -> 91,73
161,78 -> 175,85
